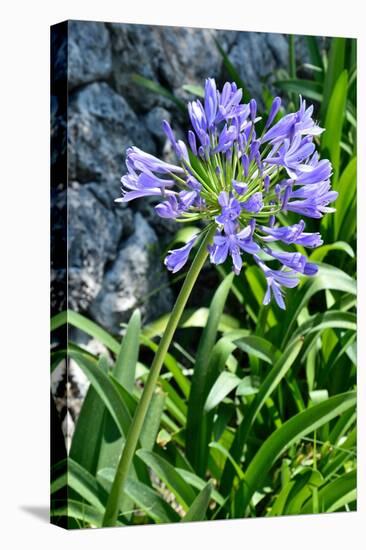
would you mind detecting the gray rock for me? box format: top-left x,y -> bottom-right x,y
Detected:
108,23 -> 223,112
226,32 -> 289,100
68,82 -> 155,195
89,213 -> 173,334
68,20 -> 112,89
66,183 -> 124,311
145,106 -> 171,142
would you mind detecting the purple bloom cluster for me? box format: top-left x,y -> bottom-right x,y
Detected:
116,79 -> 337,309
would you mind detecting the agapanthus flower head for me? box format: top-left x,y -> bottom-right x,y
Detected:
116,79 -> 337,309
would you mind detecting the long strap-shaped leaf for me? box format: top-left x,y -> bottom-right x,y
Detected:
51,458 -> 108,513
69,350 -> 131,437
69,360 -> 111,475
96,311 -> 141,516
136,449 -> 197,511
220,337 -> 303,495
51,310 -> 120,353
301,470 -> 356,514
182,481 -> 213,523
281,264 -> 356,347
238,391 -> 356,516
186,273 -> 234,475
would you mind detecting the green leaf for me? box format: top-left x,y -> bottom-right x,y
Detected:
306,36 -> 324,80
301,470 -> 356,513
51,310 -> 120,354
281,264 -> 356,347
132,73 -> 185,112
182,84 -> 204,97
140,389 -> 166,451
186,273 -> 234,475
126,478 -> 180,523
51,499 -> 105,527
241,391 -> 356,513
220,337 -> 303,495
210,441 -> 245,481
332,157 -> 357,240
234,335 -> 278,364
176,468 -> 225,506
284,469 -> 324,515
321,38 -> 346,117
290,311 -> 356,348
114,309 -> 140,392
140,334 -> 190,398
143,307 -> 239,339
309,241 -> 354,263
236,376 -> 260,397
96,310 -> 142,512
322,69 -> 348,180
51,349 -> 65,373
136,449 -> 197,510
204,371 -> 241,413
98,468 -> 180,524
69,361 -> 107,475
309,389 -> 329,405
69,349 -> 131,437
182,481 -> 213,522
274,79 -> 323,103
51,458 -> 108,512
170,226 -> 201,246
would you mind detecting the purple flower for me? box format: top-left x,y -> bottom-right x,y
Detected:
260,220 -> 323,248
255,257 -> 300,310
164,235 -> 198,273
209,226 -> 260,275
116,78 -> 337,308
295,157 -> 332,185
265,96 -> 281,128
265,247 -> 307,272
265,135 -> 316,175
287,181 -> 338,218
127,146 -> 183,174
204,78 -> 218,128
241,192 -> 263,213
215,192 -> 241,231
262,98 -> 323,144
155,195 -> 182,219
232,180 -> 248,195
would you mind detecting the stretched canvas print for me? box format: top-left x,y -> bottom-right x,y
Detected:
50,20 -> 357,529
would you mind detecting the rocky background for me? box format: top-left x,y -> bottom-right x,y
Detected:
51,20 -> 313,444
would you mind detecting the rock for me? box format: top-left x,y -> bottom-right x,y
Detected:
51,21 -> 68,86
68,20 -> 112,89
68,82 -> 155,195
66,183 -> 124,311
145,106 -> 171,142
89,213 -> 173,334
108,23 -> 223,112
225,32 -> 289,100
62,410 -> 75,453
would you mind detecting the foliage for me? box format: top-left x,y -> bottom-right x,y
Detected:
51,35 -> 356,528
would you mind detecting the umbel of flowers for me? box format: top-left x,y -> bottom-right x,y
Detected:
116,79 -> 337,309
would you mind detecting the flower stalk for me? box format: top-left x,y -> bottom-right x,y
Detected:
102,225 -> 216,527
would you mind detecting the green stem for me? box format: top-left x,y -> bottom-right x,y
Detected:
102,225 -> 216,526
